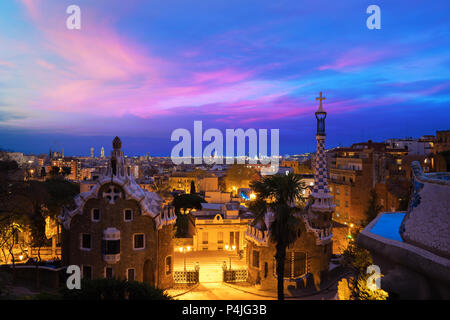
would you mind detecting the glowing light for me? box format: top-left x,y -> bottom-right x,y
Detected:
186,246 -> 191,252
225,244 -> 229,250
232,245 -> 236,250
19,255 -> 24,260
179,247 -> 183,252
249,193 -> 256,200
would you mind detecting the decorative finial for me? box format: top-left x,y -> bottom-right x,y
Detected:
112,136 -> 122,150
316,92 -> 326,112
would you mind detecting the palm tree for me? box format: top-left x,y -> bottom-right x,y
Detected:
150,178 -> 172,200
249,173 -> 305,300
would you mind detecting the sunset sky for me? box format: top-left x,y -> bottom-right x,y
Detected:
0,0 -> 449,156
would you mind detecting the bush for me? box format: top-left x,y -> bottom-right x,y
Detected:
0,271 -> 12,299
60,278 -> 172,300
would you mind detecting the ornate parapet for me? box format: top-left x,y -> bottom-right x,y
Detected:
156,205 -> 177,229
245,225 -> 269,246
400,161 -> 450,259
302,214 -> 333,245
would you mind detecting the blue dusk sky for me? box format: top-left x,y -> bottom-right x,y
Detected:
0,0 -> 449,156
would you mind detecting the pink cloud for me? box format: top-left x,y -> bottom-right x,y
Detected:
318,47 -> 395,71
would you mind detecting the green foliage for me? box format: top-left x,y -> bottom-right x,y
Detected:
61,167 -> 71,176
249,173 -> 304,300
342,230 -> 373,273
190,180 -> 196,194
341,230 -> 388,300
174,214 -> 189,238
49,166 -> 60,177
364,189 -> 383,226
224,164 -> 259,190
172,193 -> 205,215
60,278 -> 172,300
0,271 -> 12,298
43,178 -> 79,217
355,274 -> 388,300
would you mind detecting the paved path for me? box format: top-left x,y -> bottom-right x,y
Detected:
170,282 -> 274,300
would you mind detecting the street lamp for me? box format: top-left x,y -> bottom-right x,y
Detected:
179,246 -> 191,271
225,244 -> 236,270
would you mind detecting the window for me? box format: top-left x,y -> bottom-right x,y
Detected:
127,268 -> 135,281
165,256 -> 172,275
105,267 -> 113,279
335,199 -> 340,207
124,209 -> 133,221
280,252 -> 307,279
102,239 -> 120,255
336,187 -> 340,195
345,201 -> 349,208
133,234 -> 145,250
82,265 -> 92,280
252,250 -> 260,268
264,262 -> 268,279
81,234 -> 91,250
345,189 -> 348,196
92,208 -> 101,221
202,232 -> 208,245
217,232 -> 223,244
229,232 -> 235,246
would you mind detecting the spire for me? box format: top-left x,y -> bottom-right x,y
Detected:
108,136 -> 129,178
315,92 -> 327,136
113,136 -> 122,150
316,91 -> 326,113
313,92 -> 329,194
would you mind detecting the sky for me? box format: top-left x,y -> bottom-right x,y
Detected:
0,0 -> 449,156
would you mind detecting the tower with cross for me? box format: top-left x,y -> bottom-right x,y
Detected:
59,136 -> 177,289
308,92 -> 335,243
313,92 -> 329,193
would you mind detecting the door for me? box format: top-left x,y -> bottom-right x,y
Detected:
143,259 -> 155,286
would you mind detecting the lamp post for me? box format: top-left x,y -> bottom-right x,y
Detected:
179,246 -> 191,271
225,244 -> 236,270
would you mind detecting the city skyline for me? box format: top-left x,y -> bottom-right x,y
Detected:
1,0 -> 449,156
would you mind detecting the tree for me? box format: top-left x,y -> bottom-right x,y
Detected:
43,179 -> 79,219
190,180 -> 196,194
364,189 -> 382,226
61,166 -> 71,177
150,178 -> 172,200
60,278 -> 173,300
224,164 -> 260,192
341,229 -> 388,300
49,166 -> 60,177
172,194 -> 205,237
250,173 -> 305,300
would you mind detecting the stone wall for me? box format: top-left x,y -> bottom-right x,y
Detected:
401,162 -> 450,259
246,221 -> 331,290
63,182 -> 174,289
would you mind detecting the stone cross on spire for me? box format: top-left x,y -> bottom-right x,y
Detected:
316,91 -> 326,112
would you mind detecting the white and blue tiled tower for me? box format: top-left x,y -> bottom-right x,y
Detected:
305,92 -> 335,246
313,92 -> 329,195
